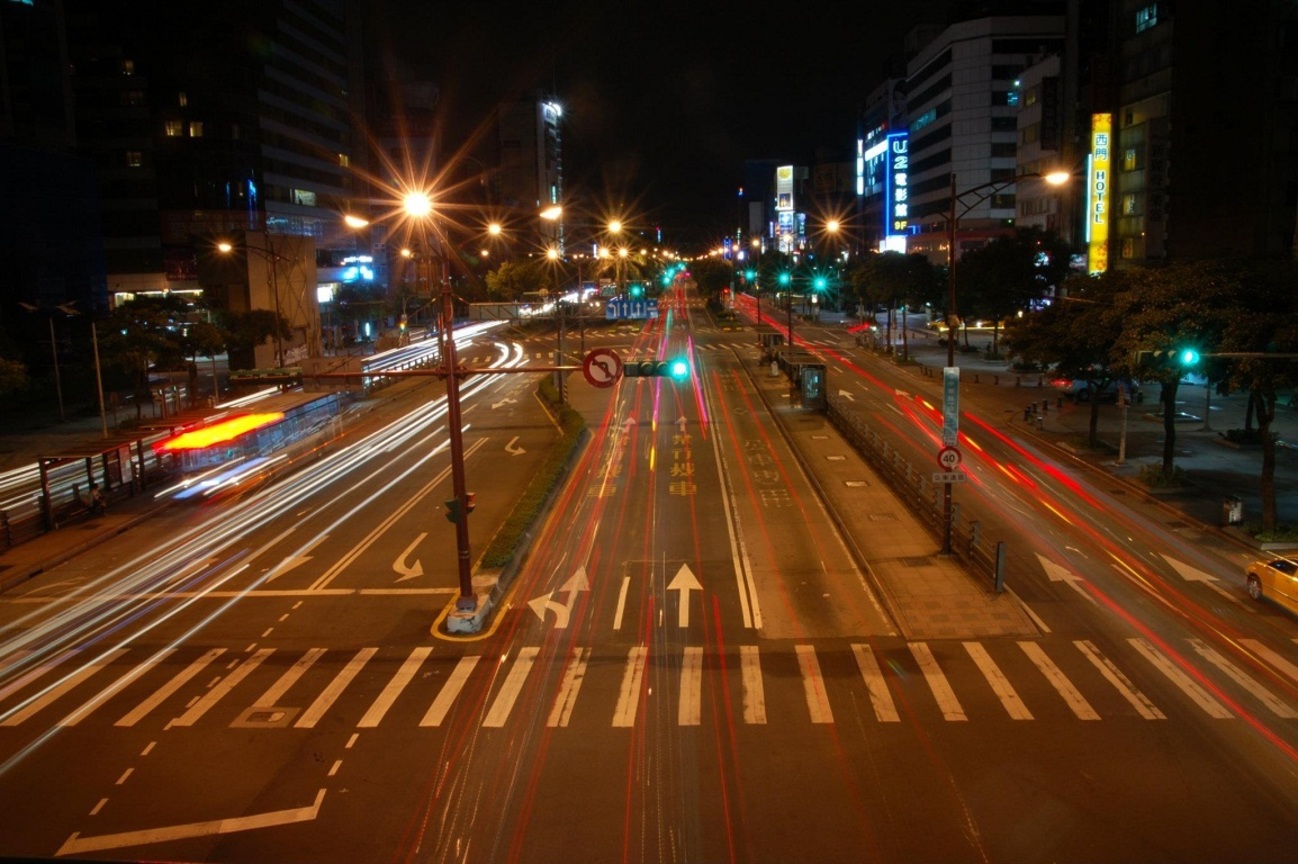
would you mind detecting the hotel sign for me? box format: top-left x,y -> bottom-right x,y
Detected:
1088,113 -> 1111,274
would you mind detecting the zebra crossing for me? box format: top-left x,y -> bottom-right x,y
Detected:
2,636 -> 1295,735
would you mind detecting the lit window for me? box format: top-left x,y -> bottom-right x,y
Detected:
121,59 -> 135,76
338,153 -> 350,168
179,92 -> 188,107
1122,148 -> 1139,171
1123,194 -> 1139,215
188,121 -> 203,137
165,120 -> 183,137
1135,4 -> 1158,33
126,151 -> 143,168
292,189 -> 317,206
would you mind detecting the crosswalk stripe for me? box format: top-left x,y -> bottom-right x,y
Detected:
484,647 -> 539,728
253,648 -> 326,709
965,642 -> 1032,719
297,647 -> 375,729
421,655 -> 479,727
1019,642 -> 1099,720
59,649 -> 177,728
2,649 -> 128,727
851,644 -> 899,722
1075,640 -> 1164,719
1129,638 -> 1232,719
910,643 -> 966,721
0,648 -> 67,704
170,648 -> 273,728
679,646 -> 703,726
547,647 -> 589,728
1240,638 -> 1298,684
116,648 -> 226,727
1187,639 -> 1298,718
612,646 -> 647,727
357,646 -> 431,728
796,645 -> 833,724
741,646 -> 766,724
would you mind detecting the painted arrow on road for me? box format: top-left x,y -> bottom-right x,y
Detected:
1036,553 -> 1096,605
505,435 -> 526,455
668,564 -> 703,627
266,534 -> 328,582
1161,554 -> 1243,605
528,567 -> 590,629
492,397 -> 518,409
393,532 -> 426,582
837,390 -> 855,400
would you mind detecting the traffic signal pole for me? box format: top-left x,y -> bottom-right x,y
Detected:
440,254 -> 476,613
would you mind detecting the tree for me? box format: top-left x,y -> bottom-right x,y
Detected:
99,296 -> 192,419
1003,271 -> 1127,447
1215,258 -> 1298,531
216,309 -> 286,372
1110,262 -> 1232,478
483,258 -> 552,300
957,228 -> 1071,355
851,251 -> 939,359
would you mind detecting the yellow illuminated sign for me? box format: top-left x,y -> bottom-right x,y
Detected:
1088,113 -> 1111,274
158,413 -> 285,451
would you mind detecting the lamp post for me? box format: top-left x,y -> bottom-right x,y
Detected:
403,192 -> 477,613
218,239 -> 290,368
19,302 -> 78,422
942,169 -> 1072,553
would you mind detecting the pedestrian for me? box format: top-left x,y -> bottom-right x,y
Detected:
1024,404 -> 1031,421
88,482 -> 107,515
1042,399 -> 1048,414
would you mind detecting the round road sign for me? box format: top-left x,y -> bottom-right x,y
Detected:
583,348 -> 622,388
937,446 -> 962,470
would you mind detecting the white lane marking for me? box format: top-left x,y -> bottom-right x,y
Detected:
547,647 -> 590,728
421,655 -> 479,727
612,646 -> 648,727
1019,642 -> 1099,720
796,645 -> 833,724
357,646 -> 431,728
1075,640 -> 1164,720
852,644 -> 899,722
252,648 -> 325,708
57,788 -> 326,858
741,646 -> 766,724
116,648 -> 226,727
613,576 -> 631,631
965,642 -> 1032,720
483,647 -> 539,728
58,649 -> 177,727
1188,639 -> 1298,718
0,649 -> 76,704
2,649 -> 128,727
170,649 -> 273,728
1129,637 -> 1232,719
1240,638 -> 1298,684
296,647 -> 375,729
909,642 -> 966,721
706,387 -> 761,629
679,647 -> 703,726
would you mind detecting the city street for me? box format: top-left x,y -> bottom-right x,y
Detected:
1,291 -> 1298,862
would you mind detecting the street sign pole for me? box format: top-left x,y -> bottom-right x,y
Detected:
942,368 -> 960,554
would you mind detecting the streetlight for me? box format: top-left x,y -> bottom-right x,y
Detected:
403,191 -> 477,613
218,239 -> 291,368
941,169 -> 1072,553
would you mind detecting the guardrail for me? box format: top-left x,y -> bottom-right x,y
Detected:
825,393 -> 1005,591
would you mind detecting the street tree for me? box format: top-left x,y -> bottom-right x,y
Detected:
850,251 -> 939,360
99,295 -> 191,419
1216,258 -> 1298,531
1003,271 -> 1127,447
957,227 -> 1072,355
1110,261 -> 1232,479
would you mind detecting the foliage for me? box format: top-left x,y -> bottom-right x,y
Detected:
687,257 -> 732,299
484,258 -> 553,300
1137,463 -> 1186,488
849,251 -> 939,358
98,296 -> 195,415
215,309 -> 285,371
0,357 -> 29,397
956,227 -> 1072,353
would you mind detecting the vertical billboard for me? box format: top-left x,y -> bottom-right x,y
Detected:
885,132 -> 909,237
775,165 -> 796,252
1088,113 -> 1111,274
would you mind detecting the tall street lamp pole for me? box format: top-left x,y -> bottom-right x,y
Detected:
219,239 -> 288,368
943,169 -> 1072,553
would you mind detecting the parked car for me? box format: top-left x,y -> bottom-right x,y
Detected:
1050,376 -> 1142,403
1245,557 -> 1298,616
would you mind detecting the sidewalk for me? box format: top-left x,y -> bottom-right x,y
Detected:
883,329 -> 1298,545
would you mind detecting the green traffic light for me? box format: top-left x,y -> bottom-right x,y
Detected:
669,358 -> 689,381
744,269 -> 756,281
1179,348 -> 1200,366
778,272 -> 791,286
813,276 -> 828,291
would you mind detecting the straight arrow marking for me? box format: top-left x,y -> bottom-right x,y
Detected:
667,564 -> 703,628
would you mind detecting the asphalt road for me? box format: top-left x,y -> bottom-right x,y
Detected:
1,290 -> 1298,863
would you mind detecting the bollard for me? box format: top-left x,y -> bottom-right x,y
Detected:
1024,405 -> 1032,421
1042,400 -> 1048,414
1036,414 -> 1044,429
994,542 -> 1006,592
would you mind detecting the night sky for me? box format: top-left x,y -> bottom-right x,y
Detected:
367,0 -> 953,246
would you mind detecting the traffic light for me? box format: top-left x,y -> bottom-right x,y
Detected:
778,271 -> 792,287
444,493 -> 476,523
621,357 -> 690,381
813,275 -> 828,292
1138,348 -> 1202,367
744,269 -> 756,282
629,283 -> 644,298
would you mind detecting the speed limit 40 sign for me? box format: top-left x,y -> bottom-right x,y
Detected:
937,446 -> 962,470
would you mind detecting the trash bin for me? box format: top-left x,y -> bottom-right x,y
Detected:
1223,496 -> 1243,525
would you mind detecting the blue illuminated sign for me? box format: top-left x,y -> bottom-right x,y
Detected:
885,132 -> 909,237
